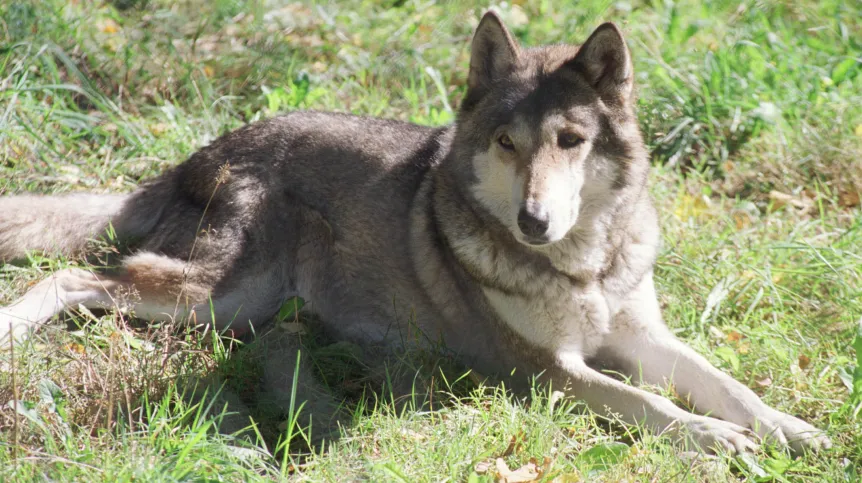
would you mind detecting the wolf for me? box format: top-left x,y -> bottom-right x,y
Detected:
0,12 -> 829,454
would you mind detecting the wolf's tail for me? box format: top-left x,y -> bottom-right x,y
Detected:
0,179 -> 174,261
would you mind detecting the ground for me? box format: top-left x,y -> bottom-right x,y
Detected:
0,0 -> 860,481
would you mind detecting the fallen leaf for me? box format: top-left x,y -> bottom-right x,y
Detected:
99,19 -> 120,34
502,432 -> 525,457
768,190 -> 812,213
839,191 -> 860,208
148,123 -> 168,136
495,458 -> 540,483
64,343 -> 86,354
798,354 -> 811,370
475,460 -> 493,474
399,428 -> 426,441
674,193 -> 711,221
733,212 -> 752,229
311,61 -> 328,73
727,331 -> 742,343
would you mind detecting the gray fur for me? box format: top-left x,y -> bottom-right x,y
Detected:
0,12 -> 829,454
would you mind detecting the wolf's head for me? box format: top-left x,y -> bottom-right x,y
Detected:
452,12 -> 648,247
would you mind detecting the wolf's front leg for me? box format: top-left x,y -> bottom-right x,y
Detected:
551,351 -> 758,454
601,274 -> 831,453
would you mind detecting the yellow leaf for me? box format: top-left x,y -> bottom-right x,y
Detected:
673,194 -> 710,221
855,124 -> 862,137
64,343 -> 86,354
148,122 -> 168,136
99,19 -> 120,34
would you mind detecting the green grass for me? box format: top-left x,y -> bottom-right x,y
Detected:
1,0 -> 860,481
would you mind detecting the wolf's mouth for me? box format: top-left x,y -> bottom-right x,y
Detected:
516,233 -> 554,247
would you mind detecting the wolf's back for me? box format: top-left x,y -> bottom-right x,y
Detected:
0,179 -> 174,261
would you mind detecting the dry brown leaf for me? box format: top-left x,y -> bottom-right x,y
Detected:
399,428 -> 426,441
502,432 -> 525,457
733,211 -> 752,229
839,191 -> 860,208
475,460 -> 493,474
769,190 -> 812,212
727,331 -> 742,343
798,354 -> 811,370
64,343 -> 86,355
495,458 -> 540,483
756,377 -> 772,387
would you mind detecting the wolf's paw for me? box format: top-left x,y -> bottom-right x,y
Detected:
751,408 -> 831,454
681,416 -> 759,455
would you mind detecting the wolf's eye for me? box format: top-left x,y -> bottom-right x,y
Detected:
498,134 -> 515,151
558,132 -> 584,149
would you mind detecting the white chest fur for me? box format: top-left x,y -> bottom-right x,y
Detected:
483,280 -> 615,357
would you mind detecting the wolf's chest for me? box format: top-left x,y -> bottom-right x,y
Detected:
483,279 -> 614,357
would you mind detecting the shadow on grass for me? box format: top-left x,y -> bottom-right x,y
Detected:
190,313 -> 488,463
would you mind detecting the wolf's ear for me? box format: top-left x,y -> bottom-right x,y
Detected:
567,23 -> 633,103
468,11 -> 520,93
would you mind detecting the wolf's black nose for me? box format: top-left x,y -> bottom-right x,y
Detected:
517,201 -> 550,239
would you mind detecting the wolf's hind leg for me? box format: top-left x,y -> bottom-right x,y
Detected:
0,268 -> 118,342
0,251 -> 230,342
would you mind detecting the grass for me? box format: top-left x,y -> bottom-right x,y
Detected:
0,0 -> 860,480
